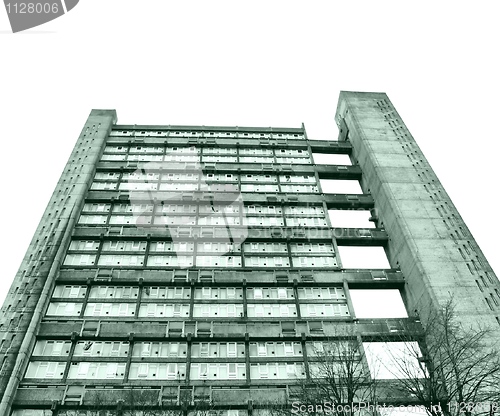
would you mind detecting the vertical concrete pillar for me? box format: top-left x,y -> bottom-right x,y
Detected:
335,92 -> 500,332
0,110 -> 116,413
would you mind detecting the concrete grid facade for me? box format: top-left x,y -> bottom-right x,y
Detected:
0,92 -> 499,415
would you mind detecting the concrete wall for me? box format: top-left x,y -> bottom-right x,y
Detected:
0,110 -> 116,409
335,91 -> 500,332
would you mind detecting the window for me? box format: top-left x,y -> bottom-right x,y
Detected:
277,288 -> 287,299
147,255 -> 194,267
138,303 -> 190,318
291,256 -> 338,268
46,302 -> 81,316
243,242 -> 287,253
274,149 -> 308,157
52,342 -> 63,356
281,184 -> 319,193
241,184 -> 279,193
245,216 -> 284,227
363,342 -> 425,380
104,145 -> 128,153
290,243 -> 334,254
66,362 -> 126,379
194,287 -> 243,299
73,341 -> 129,357
253,288 -> 263,299
82,203 -> 111,213
106,363 -> 119,378
90,182 -> 118,191
63,254 -> 96,266
291,217 -> 327,227
150,241 -> 194,253
328,209 -> 375,229
337,246 -> 391,269
140,343 -> 151,358
33,340 -> 71,356
247,304 -> 297,317
249,342 -> 302,357
249,363 -> 305,380
12,410 -> 53,416
195,255 -> 242,268
350,289 -> 407,318
97,255 -> 145,267
102,240 -> 147,251
123,171 -> 160,181
190,363 -> 246,380
300,303 -> 349,317
25,361 -> 66,379
258,343 -> 267,357
227,342 -> 237,357
240,174 -> 277,183
319,179 -> 363,194
191,342 -> 245,358
297,287 -> 345,300
285,205 -> 324,216
239,156 -> 274,163
200,343 -> 210,357
312,153 -> 352,166
239,148 -> 273,156
68,240 -> 99,251
247,287 -> 294,300
173,304 -> 182,317
193,304 -> 243,318
52,285 -> 87,298
84,303 -> 135,317
119,182 -> 158,191
281,176 -> 317,185
101,154 -> 126,161
88,286 -> 139,299
244,257 -> 290,268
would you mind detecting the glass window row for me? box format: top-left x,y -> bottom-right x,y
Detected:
77,214 -> 329,227
68,241 -> 333,255
103,146 -> 308,157
31,340 -> 354,359
94,173 -> 317,184
52,286 -> 345,301
25,361 -> 307,381
45,302 -> 349,318
90,182 -> 319,194
81,203 -> 325,216
108,130 -> 305,139
100,154 -> 311,164
63,254 -> 338,268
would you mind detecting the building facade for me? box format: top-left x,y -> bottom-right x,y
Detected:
0,92 -> 499,415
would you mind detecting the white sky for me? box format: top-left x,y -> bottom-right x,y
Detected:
350,289 -> 408,319
364,341 -> 424,380
0,1 -> 499,306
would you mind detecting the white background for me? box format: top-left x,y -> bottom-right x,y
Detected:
0,1 -> 499,306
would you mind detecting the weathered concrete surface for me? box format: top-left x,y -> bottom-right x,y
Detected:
0,110 -> 117,410
335,91 -> 500,332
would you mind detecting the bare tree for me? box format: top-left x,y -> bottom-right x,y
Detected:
55,390 -> 223,416
268,333 -> 378,416
376,299 -> 500,416
306,336 -> 377,414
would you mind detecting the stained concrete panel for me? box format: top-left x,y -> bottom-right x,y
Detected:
336,91 -> 500,332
